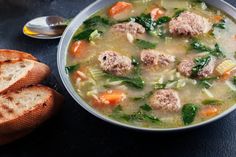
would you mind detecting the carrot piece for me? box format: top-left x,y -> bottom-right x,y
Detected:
214,15 -> 223,22
69,40 -> 88,58
220,71 -> 231,81
151,8 -> 165,21
200,106 -> 219,117
108,1 -> 133,17
93,90 -> 126,107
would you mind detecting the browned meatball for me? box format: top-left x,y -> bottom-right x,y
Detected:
177,56 -> 216,78
140,50 -> 175,67
150,89 -> 181,112
98,51 -> 132,76
177,59 -> 195,77
112,21 -> 146,36
169,11 -> 212,36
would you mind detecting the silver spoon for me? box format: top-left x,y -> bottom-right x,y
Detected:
23,16 -> 71,39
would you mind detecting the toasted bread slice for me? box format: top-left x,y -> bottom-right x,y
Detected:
0,59 -> 50,94
0,85 -> 63,134
0,49 -> 37,62
0,129 -> 32,145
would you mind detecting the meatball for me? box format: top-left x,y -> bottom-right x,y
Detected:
98,51 -> 132,76
169,11 -> 212,36
140,50 -> 175,67
150,89 -> 181,112
178,56 -> 216,78
112,21 -> 146,36
177,59 -> 195,77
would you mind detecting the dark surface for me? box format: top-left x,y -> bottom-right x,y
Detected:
0,0 -> 236,156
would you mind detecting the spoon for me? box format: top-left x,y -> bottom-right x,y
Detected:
23,16 -> 71,39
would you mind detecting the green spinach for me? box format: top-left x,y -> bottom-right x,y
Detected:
65,64 -> 80,74
190,40 -> 225,58
106,57 -> 144,89
197,77 -> 218,89
121,111 -> 160,123
73,29 -> 95,41
135,39 -> 157,49
83,16 -> 110,29
202,99 -> 223,105
191,56 -> 211,77
213,19 -> 226,29
173,9 -> 186,18
182,103 -> 198,125
232,76 -> 236,86
140,104 -> 152,111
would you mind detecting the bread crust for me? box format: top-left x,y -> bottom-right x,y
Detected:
0,49 -> 37,61
0,60 -> 51,94
0,85 -> 64,134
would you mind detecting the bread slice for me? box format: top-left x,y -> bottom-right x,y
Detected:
0,49 -> 37,62
0,85 -> 63,134
0,59 -> 50,94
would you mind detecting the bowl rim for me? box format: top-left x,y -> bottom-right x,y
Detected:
57,0 -> 236,132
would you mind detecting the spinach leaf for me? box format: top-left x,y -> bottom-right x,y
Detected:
132,14 -> 157,31
65,64 -> 79,74
202,99 -> 223,105
213,19 -> 226,29
156,16 -> 171,25
191,56 -> 211,77
133,91 -> 153,101
106,56 -> 144,89
173,9 -> 186,18
108,74 -> 144,89
121,111 -> 160,123
197,77 -> 218,89
182,103 -> 198,125
73,29 -> 102,41
190,40 -> 225,58
113,105 -> 122,113
132,14 -> 171,31
232,76 -> 236,86
212,43 -> 225,57
73,29 -> 95,41
140,104 -> 152,111
131,56 -> 140,66
135,39 -> 157,49
83,16 -> 110,28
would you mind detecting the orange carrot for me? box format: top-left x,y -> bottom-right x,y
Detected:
108,1 -> 133,17
93,90 -> 126,107
214,15 -> 223,22
151,8 -> 165,21
69,40 -> 88,58
200,106 -> 219,117
220,71 -> 231,81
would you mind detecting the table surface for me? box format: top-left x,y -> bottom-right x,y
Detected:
1,0 -> 236,156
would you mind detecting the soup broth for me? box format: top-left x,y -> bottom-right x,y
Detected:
66,0 -> 236,128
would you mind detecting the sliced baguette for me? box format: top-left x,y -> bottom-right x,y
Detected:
0,85 -> 63,134
0,49 -> 37,62
0,59 -> 50,94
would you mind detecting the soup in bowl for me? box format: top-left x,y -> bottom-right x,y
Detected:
59,0 -> 236,130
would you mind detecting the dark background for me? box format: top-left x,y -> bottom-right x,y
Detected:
0,0 -> 236,156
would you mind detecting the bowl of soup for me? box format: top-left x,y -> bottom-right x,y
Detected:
57,0 -> 236,131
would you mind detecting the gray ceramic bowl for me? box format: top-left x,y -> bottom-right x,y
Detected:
57,0 -> 236,131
